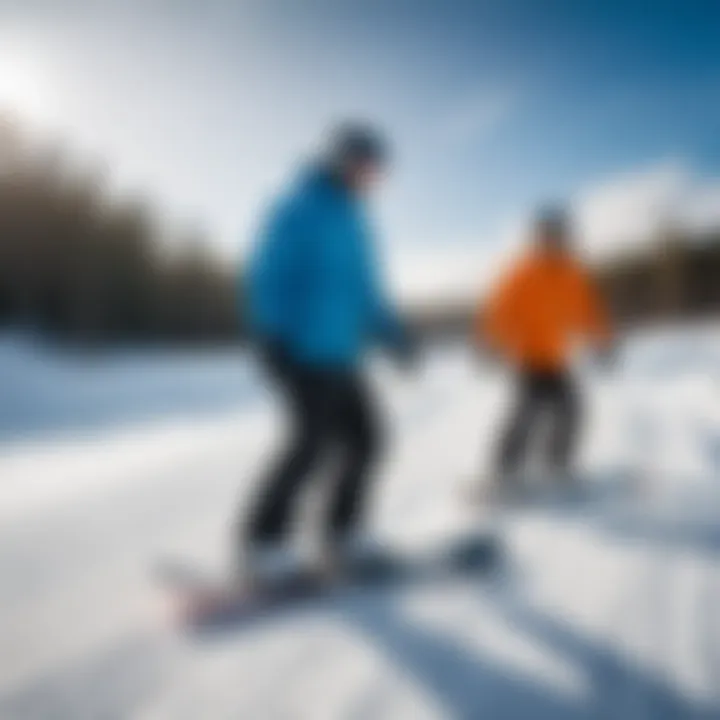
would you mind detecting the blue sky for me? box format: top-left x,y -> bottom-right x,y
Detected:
0,0 -> 718,299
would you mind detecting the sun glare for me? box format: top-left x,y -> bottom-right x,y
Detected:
0,53 -> 53,125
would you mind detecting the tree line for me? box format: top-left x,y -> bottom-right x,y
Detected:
0,116 -> 239,346
596,230 -> 720,326
2,114 -> 718,347
410,230 -> 720,338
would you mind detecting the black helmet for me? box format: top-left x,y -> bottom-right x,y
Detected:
325,121 -> 389,167
535,204 -> 570,237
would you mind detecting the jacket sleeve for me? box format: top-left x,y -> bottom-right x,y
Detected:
363,236 -> 407,351
371,282 -> 406,350
245,202 -> 304,342
480,265 -> 522,357
577,270 -> 612,345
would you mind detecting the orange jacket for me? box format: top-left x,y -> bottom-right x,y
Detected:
477,250 -> 611,371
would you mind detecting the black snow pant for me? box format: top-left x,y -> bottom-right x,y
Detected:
245,352 -> 381,547
496,368 -> 580,476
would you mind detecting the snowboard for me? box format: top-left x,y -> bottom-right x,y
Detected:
154,532 -> 502,630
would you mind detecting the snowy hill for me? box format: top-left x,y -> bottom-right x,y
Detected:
0,328 -> 719,719
0,334 -> 259,443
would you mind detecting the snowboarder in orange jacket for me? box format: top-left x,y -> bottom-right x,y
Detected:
475,207 -> 613,497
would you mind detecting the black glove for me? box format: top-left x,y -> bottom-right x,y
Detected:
252,335 -> 290,376
593,343 -> 617,371
472,340 -> 501,369
389,326 -> 420,370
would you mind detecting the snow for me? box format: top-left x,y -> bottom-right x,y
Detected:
0,333 -> 260,443
0,328 -> 719,719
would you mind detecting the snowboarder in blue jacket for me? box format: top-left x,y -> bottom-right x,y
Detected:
240,122 -> 414,582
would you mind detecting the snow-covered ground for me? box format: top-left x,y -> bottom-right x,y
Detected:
0,334 -> 259,443
0,328 -> 719,719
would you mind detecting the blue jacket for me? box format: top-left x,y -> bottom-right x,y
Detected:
245,168 -> 404,366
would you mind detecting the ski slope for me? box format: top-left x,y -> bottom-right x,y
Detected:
0,329 -> 719,719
